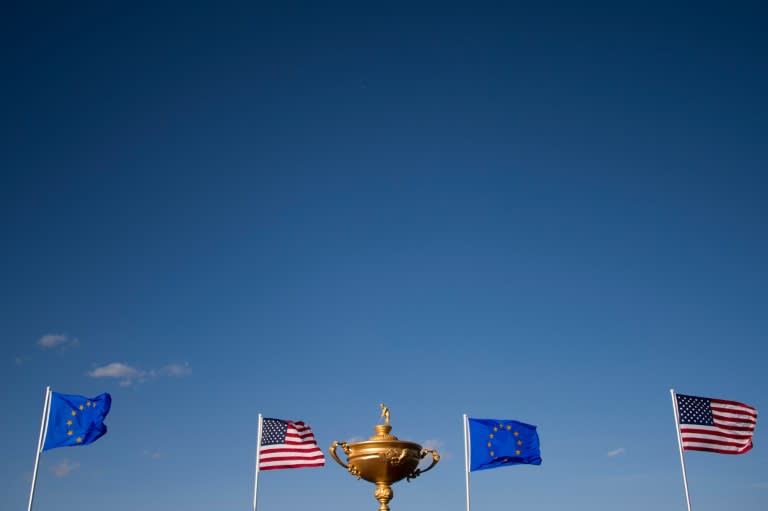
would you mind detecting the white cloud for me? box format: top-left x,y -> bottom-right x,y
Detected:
88,362 -> 144,385
607,448 -> 626,457
15,357 -> 23,366
51,460 -> 80,477
752,482 -> 768,489
162,362 -> 192,377
89,362 -> 141,378
143,449 -> 162,459
37,334 -> 69,349
37,334 -> 79,350
88,361 -> 191,385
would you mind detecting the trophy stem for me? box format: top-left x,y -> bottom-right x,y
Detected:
374,483 -> 393,511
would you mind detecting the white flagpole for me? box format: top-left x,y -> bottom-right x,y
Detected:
27,386 -> 52,511
670,389 -> 692,511
463,414 -> 471,511
253,413 -> 264,511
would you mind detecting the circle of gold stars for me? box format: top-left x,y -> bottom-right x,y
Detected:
486,422 -> 525,462
65,400 -> 95,442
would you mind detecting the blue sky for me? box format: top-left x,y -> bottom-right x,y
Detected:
2,2 -> 767,510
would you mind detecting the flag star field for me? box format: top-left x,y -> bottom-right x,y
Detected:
677,395 -> 715,426
261,419 -> 289,447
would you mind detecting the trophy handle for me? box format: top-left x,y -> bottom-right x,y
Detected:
329,441 -> 351,469
407,448 -> 440,481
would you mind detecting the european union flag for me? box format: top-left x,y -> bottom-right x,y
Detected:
43,392 -> 111,451
468,418 -> 541,471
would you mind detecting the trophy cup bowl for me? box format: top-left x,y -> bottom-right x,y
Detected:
330,405 -> 440,511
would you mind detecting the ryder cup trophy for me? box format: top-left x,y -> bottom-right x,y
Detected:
329,404 -> 440,511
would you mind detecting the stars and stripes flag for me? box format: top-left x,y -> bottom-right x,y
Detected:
674,393 -> 758,455
258,418 -> 325,470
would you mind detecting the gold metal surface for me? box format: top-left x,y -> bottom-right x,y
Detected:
329,404 -> 440,511
380,403 -> 390,425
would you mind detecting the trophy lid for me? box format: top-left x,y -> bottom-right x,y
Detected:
369,403 -> 397,440
369,423 -> 398,441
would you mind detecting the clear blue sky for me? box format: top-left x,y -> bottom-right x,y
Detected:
2,2 -> 766,510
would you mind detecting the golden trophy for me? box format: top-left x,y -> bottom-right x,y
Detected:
330,404 -> 440,511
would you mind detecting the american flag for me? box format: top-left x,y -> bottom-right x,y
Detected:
258,418 -> 325,470
675,393 -> 758,455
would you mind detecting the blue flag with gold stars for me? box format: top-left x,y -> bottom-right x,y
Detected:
468,418 -> 541,471
43,392 -> 111,451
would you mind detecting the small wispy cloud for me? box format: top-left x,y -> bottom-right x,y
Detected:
88,362 -> 145,386
752,482 -> 768,489
88,361 -> 191,386
607,447 -> 626,457
38,334 -> 78,350
161,362 -> 192,377
15,357 -> 23,366
89,362 -> 142,379
143,449 -> 162,460
51,460 -> 80,477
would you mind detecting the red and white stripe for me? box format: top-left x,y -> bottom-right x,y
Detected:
680,398 -> 758,455
258,421 -> 326,470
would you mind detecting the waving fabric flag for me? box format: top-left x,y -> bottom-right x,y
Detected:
43,392 -> 112,451
258,418 -> 325,470
675,393 -> 757,455
468,418 -> 541,471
